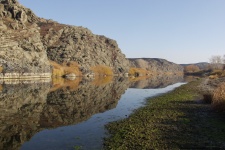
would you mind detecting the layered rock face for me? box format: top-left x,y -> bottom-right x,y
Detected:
38,20 -> 129,75
0,0 -> 51,75
129,58 -> 183,75
0,0 -> 129,77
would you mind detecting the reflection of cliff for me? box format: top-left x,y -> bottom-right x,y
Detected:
0,83 -> 50,150
40,77 -> 129,128
129,75 -> 184,89
0,77 -> 129,150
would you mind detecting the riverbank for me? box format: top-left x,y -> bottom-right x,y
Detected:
104,79 -> 225,149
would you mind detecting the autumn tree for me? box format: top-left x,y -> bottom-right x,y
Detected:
184,65 -> 200,73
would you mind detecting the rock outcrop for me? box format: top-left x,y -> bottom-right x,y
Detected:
0,0 -> 51,77
129,58 -> 184,75
0,0 -> 129,78
38,20 -> 129,75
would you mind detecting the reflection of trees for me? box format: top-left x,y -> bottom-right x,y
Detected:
129,75 -> 184,89
0,78 -> 130,150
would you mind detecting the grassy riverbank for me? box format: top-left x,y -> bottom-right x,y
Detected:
104,79 -> 225,149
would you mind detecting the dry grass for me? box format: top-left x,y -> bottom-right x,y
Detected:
50,77 -> 82,92
50,60 -> 82,77
212,82 -> 225,112
210,69 -> 225,77
62,61 -> 82,76
0,66 -> 3,73
91,76 -> 113,86
129,76 -> 151,82
91,65 -> 113,76
0,85 -> 2,92
129,67 -> 150,77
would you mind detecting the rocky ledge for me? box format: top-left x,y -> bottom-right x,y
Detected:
0,0 -> 51,78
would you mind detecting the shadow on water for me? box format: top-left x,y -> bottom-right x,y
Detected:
0,74 -> 183,150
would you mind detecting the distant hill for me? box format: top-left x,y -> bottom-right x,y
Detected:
180,62 -> 210,70
128,58 -> 183,74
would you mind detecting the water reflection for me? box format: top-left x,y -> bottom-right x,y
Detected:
40,77 -> 130,129
129,75 -> 184,88
0,82 -> 51,150
0,75 -> 183,150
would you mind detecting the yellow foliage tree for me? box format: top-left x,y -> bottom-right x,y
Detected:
91,65 -> 113,76
184,65 -> 200,73
129,67 -> 150,77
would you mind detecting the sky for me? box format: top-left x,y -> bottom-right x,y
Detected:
18,0 -> 225,64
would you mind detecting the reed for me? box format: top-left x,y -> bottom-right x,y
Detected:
212,82 -> 225,112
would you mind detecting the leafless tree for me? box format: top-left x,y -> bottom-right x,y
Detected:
223,55 -> 225,64
209,55 -> 223,69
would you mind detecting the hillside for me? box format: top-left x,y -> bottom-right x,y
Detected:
180,62 -> 210,70
129,58 -> 183,76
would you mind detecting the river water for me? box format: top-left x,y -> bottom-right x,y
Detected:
0,75 -> 184,150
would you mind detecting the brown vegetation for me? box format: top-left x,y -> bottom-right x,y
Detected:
212,82 -> 225,112
91,65 -> 113,76
184,65 -> 200,73
91,76 -> 113,86
38,22 -> 65,36
129,76 -> 151,82
0,66 -> 3,73
129,67 -> 150,77
50,60 -> 82,77
50,77 -> 82,92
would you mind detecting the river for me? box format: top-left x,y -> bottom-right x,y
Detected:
0,75 -> 184,150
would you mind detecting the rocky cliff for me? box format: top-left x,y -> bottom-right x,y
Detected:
129,58 -> 183,75
39,20 -> 130,75
0,0 -> 130,78
0,0 -> 51,77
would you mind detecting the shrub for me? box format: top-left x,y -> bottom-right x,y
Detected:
50,61 -> 64,77
91,76 -> 113,86
0,66 -> 3,73
91,65 -> 113,76
212,82 -> 225,112
50,60 -> 82,77
62,61 -> 82,76
184,65 -> 200,73
129,67 -> 150,77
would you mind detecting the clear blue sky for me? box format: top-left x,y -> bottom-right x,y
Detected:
18,0 -> 225,64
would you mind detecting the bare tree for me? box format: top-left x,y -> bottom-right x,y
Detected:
223,55 -> 225,64
223,55 -> 225,70
209,55 -> 223,69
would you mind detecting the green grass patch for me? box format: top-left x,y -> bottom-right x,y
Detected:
104,80 -> 225,149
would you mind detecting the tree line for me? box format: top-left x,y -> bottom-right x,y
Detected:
209,55 -> 225,70
184,55 -> 225,73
